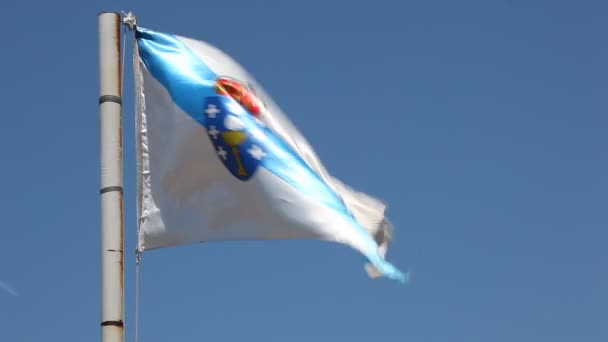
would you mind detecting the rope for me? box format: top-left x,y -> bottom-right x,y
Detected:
134,251 -> 142,342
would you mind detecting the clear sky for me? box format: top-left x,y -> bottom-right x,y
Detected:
0,0 -> 606,341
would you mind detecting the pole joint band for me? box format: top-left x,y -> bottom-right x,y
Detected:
99,95 -> 122,105
100,186 -> 123,195
101,320 -> 124,327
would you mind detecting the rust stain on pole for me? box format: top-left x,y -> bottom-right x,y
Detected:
113,14 -> 122,95
119,192 -> 124,290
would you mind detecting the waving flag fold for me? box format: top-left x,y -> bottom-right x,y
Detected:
134,27 -> 406,282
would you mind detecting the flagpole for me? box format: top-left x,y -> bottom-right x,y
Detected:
98,12 -> 125,342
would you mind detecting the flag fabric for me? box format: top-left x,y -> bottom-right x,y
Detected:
134,26 -> 406,282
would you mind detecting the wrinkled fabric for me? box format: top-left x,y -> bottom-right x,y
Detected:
135,27 -> 405,282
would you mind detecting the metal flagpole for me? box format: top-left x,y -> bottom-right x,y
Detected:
98,12 -> 125,342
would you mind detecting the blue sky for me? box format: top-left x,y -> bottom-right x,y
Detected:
0,0 -> 606,341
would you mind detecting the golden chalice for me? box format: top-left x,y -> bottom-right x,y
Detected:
222,130 -> 248,177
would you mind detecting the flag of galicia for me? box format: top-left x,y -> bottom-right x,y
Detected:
134,26 -> 407,283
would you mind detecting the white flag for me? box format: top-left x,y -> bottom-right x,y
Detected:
134,27 -> 406,282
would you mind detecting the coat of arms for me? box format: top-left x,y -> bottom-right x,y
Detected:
203,77 -> 267,181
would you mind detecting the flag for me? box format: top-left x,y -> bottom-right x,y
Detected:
134,27 -> 406,282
